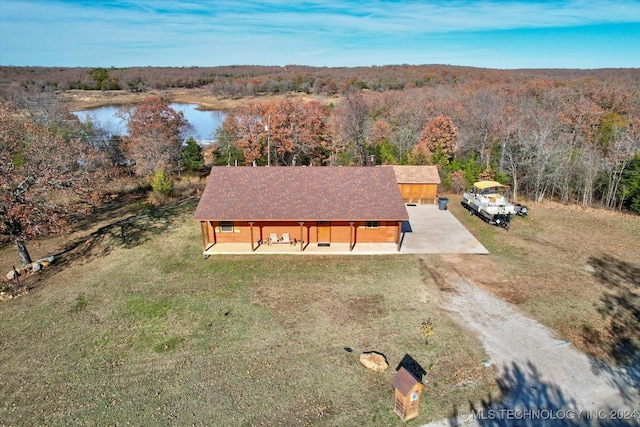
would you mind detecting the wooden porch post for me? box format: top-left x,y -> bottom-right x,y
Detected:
249,221 -> 255,251
396,221 -> 403,252
299,221 -> 305,252
349,221 -> 355,251
259,225 -> 264,248
200,221 -> 207,251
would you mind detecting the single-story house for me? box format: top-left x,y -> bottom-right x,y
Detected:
391,165 -> 441,204
193,166 -> 409,253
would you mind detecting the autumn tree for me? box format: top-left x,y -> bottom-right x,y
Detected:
449,170 -> 467,194
371,88 -> 437,162
232,102 -> 267,165
555,86 -> 603,203
409,115 -> 458,167
122,97 -> 193,176
261,98 -> 329,166
0,99 -> 110,265
223,99 -> 329,166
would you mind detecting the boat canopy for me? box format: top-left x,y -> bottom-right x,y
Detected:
473,180 -> 508,190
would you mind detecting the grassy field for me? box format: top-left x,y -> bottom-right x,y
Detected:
0,198 -> 498,426
445,194 -> 640,368
2,191 -> 638,426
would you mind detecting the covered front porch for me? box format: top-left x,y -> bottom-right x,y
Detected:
199,220 -> 404,254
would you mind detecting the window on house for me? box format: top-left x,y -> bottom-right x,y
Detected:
220,221 -> 234,232
366,221 -> 379,229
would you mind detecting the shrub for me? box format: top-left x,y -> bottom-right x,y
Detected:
151,169 -> 174,197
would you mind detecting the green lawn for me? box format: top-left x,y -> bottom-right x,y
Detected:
0,199 -> 497,426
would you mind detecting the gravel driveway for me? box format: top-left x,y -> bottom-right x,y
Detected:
425,276 -> 639,426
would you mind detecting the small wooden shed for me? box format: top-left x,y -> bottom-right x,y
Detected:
391,165 -> 441,204
390,366 -> 426,421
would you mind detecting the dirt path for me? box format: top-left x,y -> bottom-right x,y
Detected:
423,255 -> 639,426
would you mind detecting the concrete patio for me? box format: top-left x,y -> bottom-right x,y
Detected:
400,204 -> 489,254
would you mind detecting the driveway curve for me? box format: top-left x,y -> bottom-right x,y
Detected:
425,276 -> 639,426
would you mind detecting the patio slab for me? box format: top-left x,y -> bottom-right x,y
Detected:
399,204 -> 489,254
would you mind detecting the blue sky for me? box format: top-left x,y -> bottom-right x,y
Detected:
1,0 -> 639,69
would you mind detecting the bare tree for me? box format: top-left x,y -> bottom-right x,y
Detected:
576,146 -> 603,207
329,91 -> 371,165
463,88 -> 505,169
504,96 -> 561,202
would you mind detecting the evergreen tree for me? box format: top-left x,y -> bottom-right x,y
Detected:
619,152 -> 640,213
181,136 -> 204,171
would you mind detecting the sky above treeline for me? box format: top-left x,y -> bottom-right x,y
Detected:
1,0 -> 639,69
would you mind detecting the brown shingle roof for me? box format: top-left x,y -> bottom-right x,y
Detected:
193,166 -> 409,222
391,367 -> 423,395
390,165 -> 441,184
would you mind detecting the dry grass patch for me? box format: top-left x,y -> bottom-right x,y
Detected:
446,194 -> 640,369
3,188 -> 637,425
58,88 -> 337,111
1,198 -> 498,426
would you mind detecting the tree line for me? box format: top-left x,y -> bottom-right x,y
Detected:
215,79 -> 640,213
2,65 -> 639,97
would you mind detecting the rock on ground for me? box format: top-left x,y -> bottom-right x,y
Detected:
359,351 -> 389,373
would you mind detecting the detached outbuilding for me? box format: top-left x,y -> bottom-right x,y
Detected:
391,366 -> 426,421
193,167 -> 409,254
391,165 -> 441,204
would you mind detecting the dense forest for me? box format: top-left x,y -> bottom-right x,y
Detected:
1,65 -> 640,218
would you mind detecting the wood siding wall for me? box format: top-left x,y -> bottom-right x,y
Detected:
398,183 -> 438,204
201,220 -> 400,247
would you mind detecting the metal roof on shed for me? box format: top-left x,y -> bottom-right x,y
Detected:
193,166 -> 409,222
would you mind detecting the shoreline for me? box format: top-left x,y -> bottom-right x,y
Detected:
58,88 -> 242,111
58,88 -> 337,111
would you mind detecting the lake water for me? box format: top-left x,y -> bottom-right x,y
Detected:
73,104 -> 227,142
